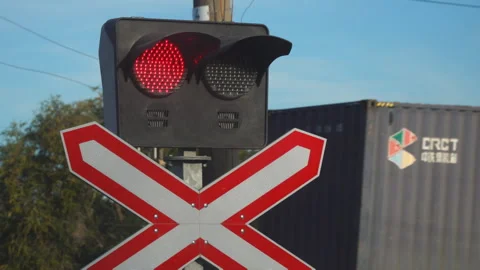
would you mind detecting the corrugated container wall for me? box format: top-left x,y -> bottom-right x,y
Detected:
257,100 -> 480,270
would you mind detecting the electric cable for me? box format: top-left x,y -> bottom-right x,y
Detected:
240,0 -> 256,22
0,16 -> 99,60
410,0 -> 480,9
0,60 -> 99,90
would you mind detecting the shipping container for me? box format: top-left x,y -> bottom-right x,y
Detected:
255,100 -> 480,270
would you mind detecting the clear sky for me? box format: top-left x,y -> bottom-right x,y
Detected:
0,0 -> 479,132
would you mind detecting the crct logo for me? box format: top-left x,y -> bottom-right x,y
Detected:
388,128 -> 418,169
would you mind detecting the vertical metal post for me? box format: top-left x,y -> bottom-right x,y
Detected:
184,2 -> 213,269
193,0 -> 211,21
197,0 -> 239,190
182,150 -> 203,190
184,2 -> 238,269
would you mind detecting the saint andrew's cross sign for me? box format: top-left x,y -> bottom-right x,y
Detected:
61,122 -> 327,269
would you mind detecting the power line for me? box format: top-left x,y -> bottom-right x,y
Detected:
240,0 -> 256,22
0,60 -> 99,90
0,16 -> 99,60
410,0 -> 480,9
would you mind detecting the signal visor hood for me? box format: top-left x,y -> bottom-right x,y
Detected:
197,35 -> 293,84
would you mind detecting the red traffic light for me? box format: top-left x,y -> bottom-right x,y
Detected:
132,39 -> 186,96
122,32 -> 221,98
99,18 -> 292,148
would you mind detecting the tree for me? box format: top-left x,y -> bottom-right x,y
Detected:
0,93 -> 144,270
238,149 -> 260,162
0,89 -> 262,269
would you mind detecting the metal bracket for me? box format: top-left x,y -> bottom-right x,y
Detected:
164,155 -> 212,163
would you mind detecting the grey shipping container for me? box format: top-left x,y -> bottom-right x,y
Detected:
255,100 -> 480,270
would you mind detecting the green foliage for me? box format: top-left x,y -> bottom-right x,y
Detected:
0,89 -> 258,269
238,149 -> 260,162
0,95 -> 144,270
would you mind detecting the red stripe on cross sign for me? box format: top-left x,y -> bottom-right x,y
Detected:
61,122 -> 326,270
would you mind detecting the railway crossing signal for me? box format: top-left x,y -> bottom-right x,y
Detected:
99,18 -> 292,148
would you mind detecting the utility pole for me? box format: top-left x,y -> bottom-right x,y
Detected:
193,0 -> 232,22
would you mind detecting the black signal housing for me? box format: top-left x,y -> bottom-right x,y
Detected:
99,17 -> 292,148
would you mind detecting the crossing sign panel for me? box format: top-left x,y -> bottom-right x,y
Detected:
61,122 -> 327,269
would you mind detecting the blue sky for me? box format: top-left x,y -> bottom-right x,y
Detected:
0,0 -> 479,131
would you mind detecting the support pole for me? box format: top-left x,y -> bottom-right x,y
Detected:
182,2 -> 239,269
193,0 -> 211,21
195,0 -> 239,188
193,0 -> 232,21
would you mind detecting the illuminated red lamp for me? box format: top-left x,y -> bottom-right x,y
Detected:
132,39 -> 186,96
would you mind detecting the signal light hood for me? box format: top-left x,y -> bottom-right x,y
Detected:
197,35 -> 293,85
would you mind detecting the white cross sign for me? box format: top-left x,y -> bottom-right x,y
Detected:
61,122 -> 327,269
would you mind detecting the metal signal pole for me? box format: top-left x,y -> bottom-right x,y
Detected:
181,1 -> 237,268
194,0 -> 232,21
194,0 -> 239,190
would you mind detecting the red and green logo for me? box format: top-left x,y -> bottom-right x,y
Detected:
388,128 -> 418,169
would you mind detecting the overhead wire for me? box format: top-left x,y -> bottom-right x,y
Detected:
409,0 -> 480,9
240,0 -> 256,22
0,16 -> 99,61
0,16 -> 100,90
4,0 -> 475,93
0,60 -> 99,90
